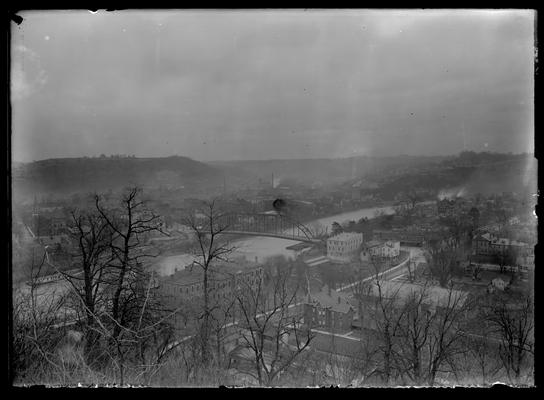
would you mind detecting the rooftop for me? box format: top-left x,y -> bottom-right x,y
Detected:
492,238 -> 528,247
304,255 -> 331,267
365,240 -> 382,248
474,232 -> 529,247
161,260 -> 261,287
328,232 -> 363,242
307,286 -> 355,314
367,280 -> 468,309
286,242 -> 313,251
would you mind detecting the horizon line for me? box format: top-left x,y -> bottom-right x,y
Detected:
11,150 -> 533,165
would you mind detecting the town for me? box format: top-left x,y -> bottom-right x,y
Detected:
11,154 -> 536,386
10,9 -> 535,388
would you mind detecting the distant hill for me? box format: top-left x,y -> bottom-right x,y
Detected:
366,152 -> 538,200
11,152 -> 536,202
12,156 -> 222,198
211,155 -> 450,186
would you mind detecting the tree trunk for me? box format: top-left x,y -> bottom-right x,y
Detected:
112,242 -> 130,341
201,270 -> 210,365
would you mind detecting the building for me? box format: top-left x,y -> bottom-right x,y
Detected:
436,199 -> 456,216
303,286 -> 355,331
490,238 -> 530,257
326,232 -> 363,263
491,277 -> 508,291
472,232 -> 496,256
436,197 -> 469,216
159,261 -> 264,305
365,240 -> 400,259
360,280 -> 468,313
286,242 -> 313,258
472,232 -> 532,259
373,229 -> 426,247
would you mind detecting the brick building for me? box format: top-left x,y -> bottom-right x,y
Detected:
472,232 -> 533,259
303,286 -> 355,331
159,262 -> 264,305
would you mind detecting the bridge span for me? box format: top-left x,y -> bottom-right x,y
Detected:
220,230 -> 321,243
215,212 -> 319,243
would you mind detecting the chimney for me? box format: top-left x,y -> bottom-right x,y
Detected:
255,256 -> 258,264
337,296 -> 341,304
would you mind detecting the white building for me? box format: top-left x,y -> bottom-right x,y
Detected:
366,240 -> 401,259
327,232 -> 363,263
491,277 -> 508,291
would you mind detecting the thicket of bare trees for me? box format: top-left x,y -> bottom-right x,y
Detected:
233,265 -> 314,386
346,248 -> 535,387
12,250 -> 69,384
12,187 -> 179,386
182,199 -> 236,367
349,256 -> 473,386
425,236 -> 463,287
482,292 -> 534,385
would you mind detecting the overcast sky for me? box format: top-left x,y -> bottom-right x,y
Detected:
11,9 -> 534,163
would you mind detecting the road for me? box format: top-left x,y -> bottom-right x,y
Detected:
338,246 -> 426,293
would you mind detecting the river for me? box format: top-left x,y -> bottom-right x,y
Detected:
152,204 -> 396,277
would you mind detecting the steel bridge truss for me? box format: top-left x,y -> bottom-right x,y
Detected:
218,213 -> 316,242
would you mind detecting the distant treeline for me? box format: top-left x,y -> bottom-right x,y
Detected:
12,155 -> 221,197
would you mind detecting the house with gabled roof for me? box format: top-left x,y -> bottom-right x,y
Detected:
303,285 -> 355,331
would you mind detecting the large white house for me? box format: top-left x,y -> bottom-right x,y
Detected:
327,232 -> 363,263
366,240 -> 401,259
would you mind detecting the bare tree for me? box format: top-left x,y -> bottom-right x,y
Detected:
424,286 -> 469,386
62,209 -> 112,363
306,221 -> 328,239
331,221 -> 343,236
484,293 -> 534,385
12,248 -> 69,384
55,187 -> 173,385
233,266 -> 313,386
209,294 -> 237,368
394,284 -> 434,385
94,187 -> 164,344
361,255 -> 469,386
406,189 -> 421,211
183,199 -> 236,366
366,258 -> 406,385
464,321 -> 502,386
425,236 -> 461,288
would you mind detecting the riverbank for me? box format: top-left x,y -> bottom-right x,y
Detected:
149,203 -> 399,277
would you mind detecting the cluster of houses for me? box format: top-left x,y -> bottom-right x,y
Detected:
301,280 -> 469,335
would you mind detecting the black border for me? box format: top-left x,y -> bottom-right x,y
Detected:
4,5 -> 542,394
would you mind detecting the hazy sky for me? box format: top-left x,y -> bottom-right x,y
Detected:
11,9 -> 535,162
